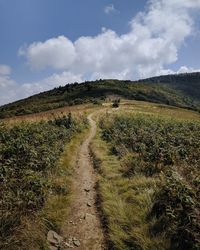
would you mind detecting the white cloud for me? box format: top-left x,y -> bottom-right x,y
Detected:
151,66 -> 200,77
19,0 -> 200,81
19,36 -> 76,70
20,71 -> 82,97
0,70 -> 82,105
104,4 -> 117,14
177,66 -> 200,74
0,64 -> 11,75
0,65 -> 18,105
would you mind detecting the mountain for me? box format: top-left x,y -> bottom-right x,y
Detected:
0,72 -> 200,118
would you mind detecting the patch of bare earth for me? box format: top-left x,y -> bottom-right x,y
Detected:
60,113 -> 105,249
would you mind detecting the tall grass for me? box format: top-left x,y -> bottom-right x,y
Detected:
91,112 -> 200,249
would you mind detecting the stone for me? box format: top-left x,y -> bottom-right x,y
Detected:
47,230 -> 63,250
65,241 -> 74,248
73,239 -> 81,247
87,202 -> 92,207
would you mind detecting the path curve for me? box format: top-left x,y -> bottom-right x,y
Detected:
62,113 -> 105,249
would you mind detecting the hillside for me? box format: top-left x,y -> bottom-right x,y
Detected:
138,72 -> 200,101
1,99 -> 199,249
0,72 -> 200,118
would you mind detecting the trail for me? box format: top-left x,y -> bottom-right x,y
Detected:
61,113 -> 105,249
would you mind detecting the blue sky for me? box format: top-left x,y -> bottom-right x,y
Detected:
0,0 -> 146,82
0,0 -> 200,105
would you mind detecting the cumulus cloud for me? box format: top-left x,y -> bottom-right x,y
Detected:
19,36 -> 76,70
19,0 -> 200,80
104,4 -> 117,14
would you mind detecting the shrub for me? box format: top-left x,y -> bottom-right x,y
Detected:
99,113 -> 200,249
0,115 -> 85,248
112,99 -> 120,108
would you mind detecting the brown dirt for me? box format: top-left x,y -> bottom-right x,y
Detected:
61,113 -> 105,250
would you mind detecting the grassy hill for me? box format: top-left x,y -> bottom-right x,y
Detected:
138,72 -> 200,102
1,96 -> 199,249
0,72 -> 200,118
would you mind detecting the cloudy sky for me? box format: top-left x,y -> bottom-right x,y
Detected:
0,0 -> 200,105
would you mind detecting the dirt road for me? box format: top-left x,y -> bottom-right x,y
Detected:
62,113 -> 105,249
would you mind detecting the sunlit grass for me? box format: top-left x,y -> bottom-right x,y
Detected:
0,116 -> 88,250
90,127 -> 169,250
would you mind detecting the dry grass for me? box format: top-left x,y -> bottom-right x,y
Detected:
120,99 -> 200,121
90,125 -> 169,250
2,100 -> 199,249
90,103 -> 200,249
42,130 -> 88,230
3,99 -> 199,125
2,103 -> 101,125
6,129 -> 89,250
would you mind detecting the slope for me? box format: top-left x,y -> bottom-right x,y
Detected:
138,72 -> 200,102
0,72 -> 200,118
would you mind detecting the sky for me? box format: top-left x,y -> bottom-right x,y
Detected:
0,0 -> 200,105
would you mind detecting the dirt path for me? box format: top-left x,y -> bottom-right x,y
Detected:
61,113 -> 105,249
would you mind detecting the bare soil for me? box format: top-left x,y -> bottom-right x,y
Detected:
61,113 -> 105,250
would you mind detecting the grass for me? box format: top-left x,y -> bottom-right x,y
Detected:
90,103 -> 200,250
0,115 -> 88,250
120,99 -> 200,121
42,129 -> 88,231
1,100 -> 199,249
3,103 -> 99,125
10,130 -> 88,250
90,125 -> 168,250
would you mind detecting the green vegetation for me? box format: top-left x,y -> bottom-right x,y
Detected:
1,71 -> 200,249
0,114 -> 87,249
91,112 -> 200,250
139,72 -> 200,101
1,72 -> 200,118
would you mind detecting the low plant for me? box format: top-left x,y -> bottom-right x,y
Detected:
0,114 -> 87,249
97,113 -> 200,249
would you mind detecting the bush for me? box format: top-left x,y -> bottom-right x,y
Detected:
112,99 -> 120,108
150,171 -> 199,249
0,115 -> 85,247
100,113 -> 200,249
